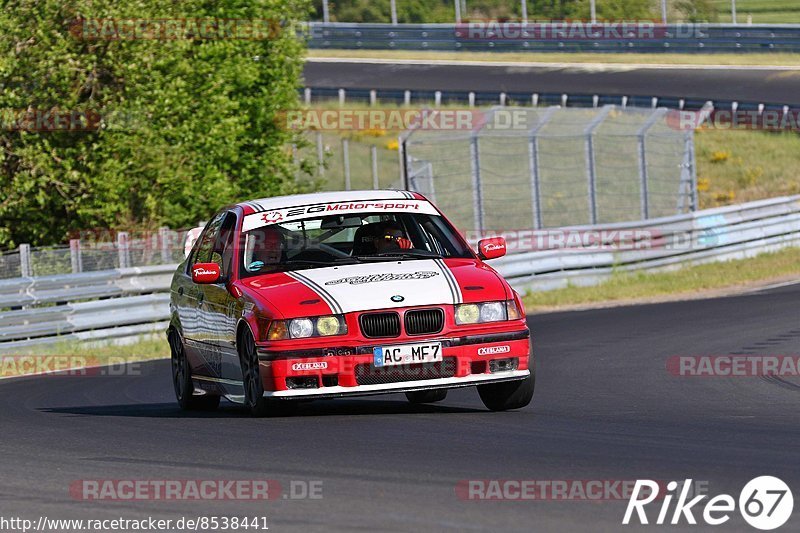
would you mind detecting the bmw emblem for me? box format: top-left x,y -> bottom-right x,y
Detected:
391,295 -> 405,303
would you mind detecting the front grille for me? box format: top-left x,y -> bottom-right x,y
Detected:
405,308 -> 444,335
360,312 -> 401,338
354,358 -> 457,386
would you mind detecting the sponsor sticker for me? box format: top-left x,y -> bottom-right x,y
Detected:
242,200 -> 439,232
291,361 -> 328,371
325,272 -> 440,286
477,345 -> 511,356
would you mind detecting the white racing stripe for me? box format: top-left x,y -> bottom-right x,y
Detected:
287,260 -> 459,313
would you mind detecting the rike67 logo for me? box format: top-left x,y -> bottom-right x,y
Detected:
624,476 -> 793,530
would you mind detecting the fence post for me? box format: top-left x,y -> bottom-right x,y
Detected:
117,232 -> 130,269
636,108 -> 668,220
583,106 -> 612,225
371,145 -> 379,189
527,106 -> 558,230
70,239 -> 83,273
316,132 -> 325,176
159,227 -> 171,263
688,132 -> 699,211
342,138 -> 351,190
469,131 -> 484,234
19,243 -> 31,277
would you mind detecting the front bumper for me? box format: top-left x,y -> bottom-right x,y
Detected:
262,370 -> 530,399
255,330 -> 532,399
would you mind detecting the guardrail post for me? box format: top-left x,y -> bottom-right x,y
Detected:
469,131 -> 484,234
70,239 -> 83,273
434,91 -> 442,106
371,145 -> 379,189
159,227 -> 171,264
338,88 -> 346,107
369,90 -> 377,106
304,87 -> 311,105
404,90 -> 411,106
342,138 -> 351,190
19,244 -> 31,277
117,232 -> 130,269
468,92 -> 475,107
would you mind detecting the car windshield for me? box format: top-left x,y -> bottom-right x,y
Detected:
240,212 -> 472,277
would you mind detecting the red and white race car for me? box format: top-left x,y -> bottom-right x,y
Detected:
168,190 -> 533,416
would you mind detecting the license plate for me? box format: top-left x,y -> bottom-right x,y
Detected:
373,342 -> 443,368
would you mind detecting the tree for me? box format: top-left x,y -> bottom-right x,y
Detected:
0,0 -> 311,248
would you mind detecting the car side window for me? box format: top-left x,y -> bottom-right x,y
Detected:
214,213 -> 237,276
192,212 -> 226,267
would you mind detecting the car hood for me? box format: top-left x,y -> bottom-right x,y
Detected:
239,258 -> 508,317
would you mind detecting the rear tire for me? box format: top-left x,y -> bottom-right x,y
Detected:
405,389 -> 447,404
239,329 -> 297,417
169,329 -> 220,411
477,373 -> 534,411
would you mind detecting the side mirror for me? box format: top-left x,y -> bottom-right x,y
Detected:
192,262 -> 221,284
477,237 -> 507,260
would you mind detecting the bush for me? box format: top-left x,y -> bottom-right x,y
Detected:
0,0 -> 312,249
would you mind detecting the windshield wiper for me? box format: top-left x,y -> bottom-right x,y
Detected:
356,251 -> 441,261
284,257 -> 360,266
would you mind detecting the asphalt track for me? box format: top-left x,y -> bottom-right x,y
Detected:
2,282 -> 799,532
303,59 -> 800,106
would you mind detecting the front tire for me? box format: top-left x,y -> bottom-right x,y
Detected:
477,374 -> 534,411
405,389 -> 447,404
169,329 -> 220,411
239,329 -> 296,417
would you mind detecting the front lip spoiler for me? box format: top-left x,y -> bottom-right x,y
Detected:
252,369 -> 530,400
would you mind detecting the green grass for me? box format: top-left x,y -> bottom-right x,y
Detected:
308,49 -> 800,66
711,0 -> 800,24
695,128 -> 800,208
523,246 -> 800,312
1,337 -> 168,377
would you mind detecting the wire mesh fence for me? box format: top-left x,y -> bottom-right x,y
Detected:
402,105 -> 697,234
0,229 -> 192,280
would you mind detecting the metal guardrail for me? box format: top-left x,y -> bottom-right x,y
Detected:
489,195 -> 800,291
1,196 -> 798,349
307,23 -> 800,53
0,265 -> 175,350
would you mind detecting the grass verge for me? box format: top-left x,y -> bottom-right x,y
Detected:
308,49 -> 800,67
522,246 -> 800,312
1,336 -> 168,378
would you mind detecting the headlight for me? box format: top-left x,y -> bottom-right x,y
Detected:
480,302 -> 505,322
316,316 -> 344,336
455,304 -> 480,324
268,315 -> 347,340
289,318 -> 314,338
455,301 -> 518,325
